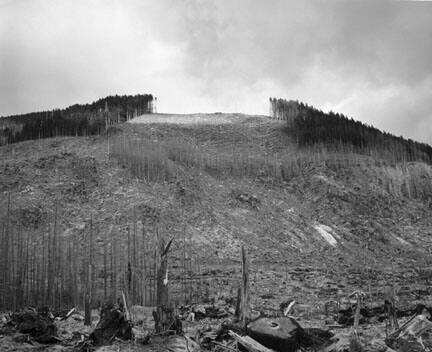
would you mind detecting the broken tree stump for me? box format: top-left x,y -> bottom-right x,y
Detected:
90,303 -> 132,346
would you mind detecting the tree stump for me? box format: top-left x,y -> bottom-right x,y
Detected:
90,303 -> 132,346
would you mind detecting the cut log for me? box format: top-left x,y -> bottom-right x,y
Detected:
229,330 -> 276,352
246,317 -> 309,352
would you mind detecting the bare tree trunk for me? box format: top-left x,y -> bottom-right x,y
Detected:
84,217 -> 93,326
103,238 -> 107,302
240,246 -> 250,329
154,238 -> 175,333
111,227 -> 117,302
142,225 -> 147,306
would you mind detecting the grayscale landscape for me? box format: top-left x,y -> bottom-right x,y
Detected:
1,1 -> 432,352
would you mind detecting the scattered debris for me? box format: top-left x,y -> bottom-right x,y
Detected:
7,308 -> 59,343
231,190 -> 261,209
386,313 -> 432,351
337,302 -> 432,326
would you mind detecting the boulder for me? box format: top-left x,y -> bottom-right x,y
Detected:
247,317 -> 309,352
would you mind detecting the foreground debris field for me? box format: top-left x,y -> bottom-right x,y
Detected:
2,294 -> 432,351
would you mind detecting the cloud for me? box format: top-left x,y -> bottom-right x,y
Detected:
0,0 -> 431,143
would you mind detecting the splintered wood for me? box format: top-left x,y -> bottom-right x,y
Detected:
229,330 -> 276,352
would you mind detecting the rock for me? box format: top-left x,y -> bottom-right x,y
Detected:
247,317 -> 309,352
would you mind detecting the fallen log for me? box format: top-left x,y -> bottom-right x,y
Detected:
229,330 -> 276,352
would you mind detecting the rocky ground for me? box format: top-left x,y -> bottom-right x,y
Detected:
1,113 -> 432,351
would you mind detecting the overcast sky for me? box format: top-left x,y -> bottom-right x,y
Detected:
0,0 -> 431,143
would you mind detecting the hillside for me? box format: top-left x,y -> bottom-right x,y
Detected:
1,111 -> 432,318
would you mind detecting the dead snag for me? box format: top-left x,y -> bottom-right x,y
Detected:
240,246 -> 250,330
84,216 -> 93,326
153,238 -> 181,334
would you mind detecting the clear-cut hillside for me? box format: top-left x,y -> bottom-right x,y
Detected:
1,112 -> 432,316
